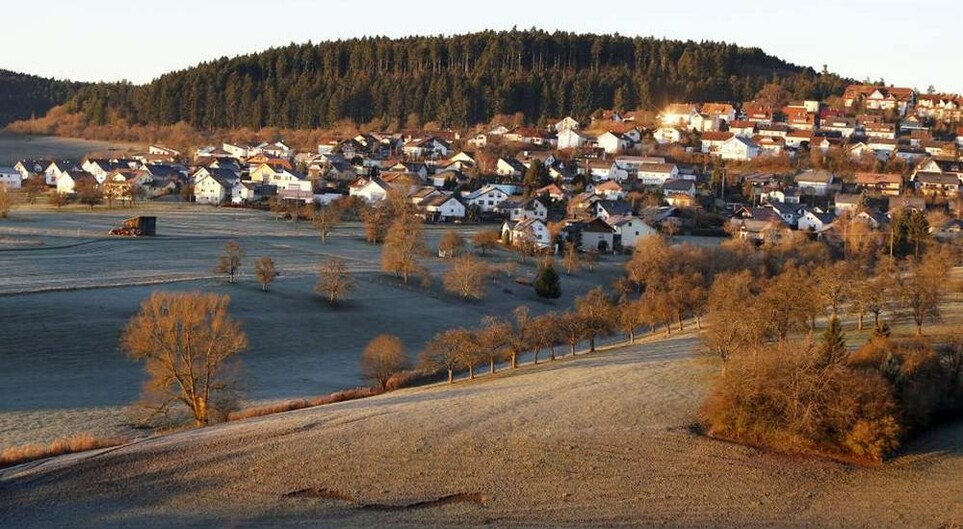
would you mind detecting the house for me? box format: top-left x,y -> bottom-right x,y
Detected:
934,219 -> 963,242
785,130 -> 813,150
653,127 -> 683,145
148,145 -> 181,159
194,172 -> 233,204
887,195 -> 926,214
495,196 -> 548,222
496,157 -> 527,177
701,103 -> 737,126
193,167 -> 239,186
864,123 -> 897,140
833,193 -> 864,216
403,137 -> 451,159
855,172 -> 903,196
557,128 -> 591,150
729,121 -> 756,137
253,141 -> 293,159
730,217 -> 792,244
45,160 -> 80,187
597,131 -> 631,154
465,185 -> 511,213
914,172 -> 960,196
756,124 -> 790,138
567,217 -> 616,253
765,201 -> 805,227
604,215 -> 658,250
421,193 -> 466,222
222,142 -> 254,159
637,163 -> 680,186
0,166 -> 22,189
349,177 -> 392,203
820,116 -> 858,138
553,116 -> 580,132
56,170 -> 97,194
14,160 -> 48,183
660,103 -> 698,127
534,183 -> 568,202
231,181 -> 270,204
662,179 -> 696,196
593,180 -> 625,200
794,170 -> 838,196
467,133 -> 488,148
797,209 -> 835,232
593,200 -> 634,221
717,136 -> 760,161
502,218 -> 552,249
700,132 -> 734,154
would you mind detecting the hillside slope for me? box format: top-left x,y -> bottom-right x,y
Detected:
0,70 -> 83,126
25,30 -> 849,131
1,334 -> 961,528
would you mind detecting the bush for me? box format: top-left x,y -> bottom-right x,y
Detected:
533,262 -> 561,299
702,341 -> 902,462
0,434 -> 129,469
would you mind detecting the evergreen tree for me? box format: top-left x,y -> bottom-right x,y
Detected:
534,261 -> 562,299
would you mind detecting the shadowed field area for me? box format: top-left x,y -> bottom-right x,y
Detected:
1,335 -> 961,528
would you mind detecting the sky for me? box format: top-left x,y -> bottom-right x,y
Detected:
3,0 -> 960,93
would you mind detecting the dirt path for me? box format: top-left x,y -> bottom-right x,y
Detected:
2,334 -> 961,528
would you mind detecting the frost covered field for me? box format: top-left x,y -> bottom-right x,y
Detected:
0,205 -> 623,447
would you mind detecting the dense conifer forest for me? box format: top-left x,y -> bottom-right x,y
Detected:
0,70 -> 84,126
7,30 -> 850,131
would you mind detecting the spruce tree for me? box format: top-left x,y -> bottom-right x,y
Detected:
534,262 -> 561,299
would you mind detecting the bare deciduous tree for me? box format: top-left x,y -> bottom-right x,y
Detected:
478,316 -> 510,373
312,203 -> 342,243
618,299 -> 645,343
559,311 -> 588,356
471,230 -> 501,256
0,184 -> 11,219
121,291 -> 248,427
898,249 -> 954,336
562,241 -> 581,275
443,255 -> 490,300
438,230 -> 465,258
575,287 -> 616,352
381,216 -> 428,284
215,241 -> 244,283
361,334 -> 408,390
315,257 -> 356,304
254,256 -> 278,291
421,328 -> 474,383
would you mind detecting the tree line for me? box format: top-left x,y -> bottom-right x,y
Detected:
48,30 -> 848,130
0,69 -> 83,126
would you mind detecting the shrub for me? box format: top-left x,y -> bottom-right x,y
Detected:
0,434 -> 129,469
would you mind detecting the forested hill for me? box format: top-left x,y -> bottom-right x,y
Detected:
0,70 -> 84,125
50,30 -> 849,130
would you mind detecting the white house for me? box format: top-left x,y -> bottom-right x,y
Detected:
56,171 -> 97,194
0,166 -> 22,189
45,161 -> 79,187
794,170 -> 837,196
422,193 -> 466,221
597,131 -> 631,154
502,218 -> 551,249
194,173 -> 232,204
553,116 -> 580,132
605,215 -> 658,250
496,157 -> 526,177
349,177 -> 391,203
465,184 -> 510,213
660,104 -> 698,127
717,136 -> 760,161
797,209 -> 835,232
637,163 -> 680,186
495,196 -> 548,222
557,128 -> 591,150
653,127 -> 683,145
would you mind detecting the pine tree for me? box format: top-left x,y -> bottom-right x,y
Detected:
534,261 -> 561,299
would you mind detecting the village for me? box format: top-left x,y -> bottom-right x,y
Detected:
3,82 -> 963,252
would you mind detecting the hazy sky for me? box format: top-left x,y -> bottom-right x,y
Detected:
3,0 -> 959,92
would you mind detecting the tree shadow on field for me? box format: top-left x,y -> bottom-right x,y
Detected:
893,417 -> 963,462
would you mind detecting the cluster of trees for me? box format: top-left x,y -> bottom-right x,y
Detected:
690,229 -> 960,461
0,69 -> 82,126
38,30 -> 848,131
417,286 -> 629,383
